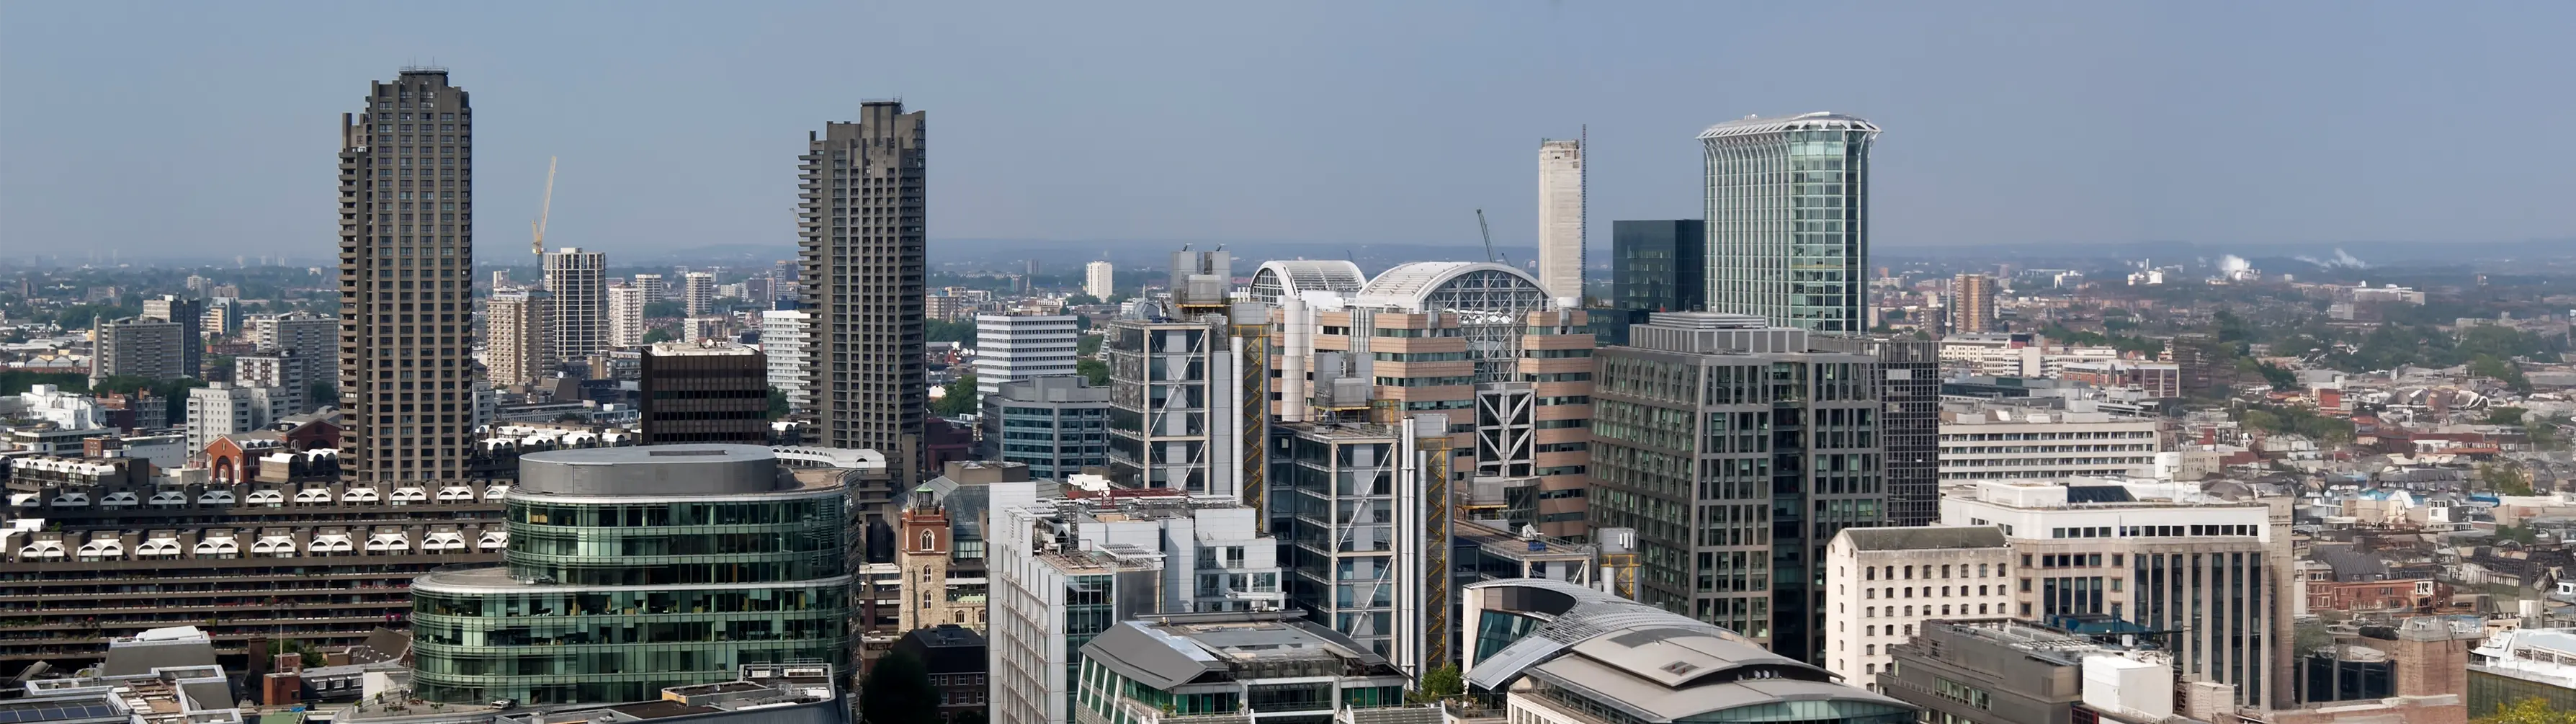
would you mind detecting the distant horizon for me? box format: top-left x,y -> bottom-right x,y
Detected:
6,3 -> 2572,260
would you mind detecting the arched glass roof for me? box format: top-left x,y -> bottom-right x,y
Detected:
1248,260 -> 1367,304
1354,262 -> 1551,315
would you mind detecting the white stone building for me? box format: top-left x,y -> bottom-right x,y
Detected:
759,310 -> 813,412
972,313 -> 1078,397
1823,525 -> 2015,691
1083,260 -> 1114,300
1536,138 -> 1585,301
1938,400 -> 2161,481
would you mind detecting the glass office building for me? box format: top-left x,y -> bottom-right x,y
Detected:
411,445 -> 851,705
1611,219 -> 1706,313
1700,112 -> 1879,335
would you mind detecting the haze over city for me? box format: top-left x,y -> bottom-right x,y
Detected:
6,1 -> 2573,262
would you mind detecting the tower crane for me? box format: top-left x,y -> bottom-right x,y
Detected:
1476,209 -> 1506,265
531,156 -> 557,258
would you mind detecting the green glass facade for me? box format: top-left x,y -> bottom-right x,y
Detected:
1701,114 -> 1878,335
413,480 -> 851,705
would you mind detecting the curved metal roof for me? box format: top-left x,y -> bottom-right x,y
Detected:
1355,261 -> 1552,314
1248,260 -> 1367,303
1697,111 -> 1880,139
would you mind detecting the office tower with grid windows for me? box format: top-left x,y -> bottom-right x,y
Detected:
1701,112 -> 1879,334
632,273 -> 668,304
799,102 -> 926,486
142,295 -> 204,377
337,67 -> 475,482
543,246 -> 608,362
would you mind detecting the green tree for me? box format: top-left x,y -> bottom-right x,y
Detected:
1076,358 -> 1109,386
307,381 -> 337,411
0,371 -> 87,395
643,300 -> 685,318
2470,354 -> 2533,393
2240,359 -> 2297,390
926,318 -> 978,344
2488,407 -> 2529,426
859,651 -> 941,724
1406,663 -> 1464,704
1075,334 -> 1103,357
2482,463 -> 2535,496
766,386 -> 790,420
643,328 -> 676,344
2475,696 -> 2576,724
1064,293 -> 1102,306
934,374 -> 978,416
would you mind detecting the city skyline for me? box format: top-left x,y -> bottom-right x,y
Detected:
7,2 -> 2576,262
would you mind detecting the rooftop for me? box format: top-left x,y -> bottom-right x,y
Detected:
1697,111 -> 1880,139
1838,525 -> 2008,551
1078,612 -> 1395,691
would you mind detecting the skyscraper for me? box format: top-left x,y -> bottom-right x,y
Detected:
800,102 -> 927,486
682,271 -> 717,316
484,290 -> 550,388
1536,138 -> 1585,301
606,284 -> 646,348
91,317 -> 187,383
1083,260 -> 1114,300
251,311 -> 339,397
1950,272 -> 1996,334
339,66 -> 474,482
1701,112 -> 1879,334
543,246 -> 608,362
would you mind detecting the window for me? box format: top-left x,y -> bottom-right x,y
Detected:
1934,677 -> 1993,710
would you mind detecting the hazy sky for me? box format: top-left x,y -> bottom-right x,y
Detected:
4,1 -> 2572,261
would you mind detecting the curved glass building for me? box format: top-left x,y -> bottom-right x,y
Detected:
411,444 -> 851,705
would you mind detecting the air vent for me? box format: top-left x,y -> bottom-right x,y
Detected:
1660,661 -> 1699,675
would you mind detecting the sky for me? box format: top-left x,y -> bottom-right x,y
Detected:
4,1 -> 2573,262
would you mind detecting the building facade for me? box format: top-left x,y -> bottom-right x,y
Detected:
973,313 -> 1079,397
761,309 -> 813,413
1882,620 -> 2180,724
142,295 -> 205,377
91,317 -> 187,383
607,283 -> 646,348
184,383 -> 275,457
1084,260 -> 1114,300
1536,138 -> 1586,302
1611,219 -> 1707,313
1700,112 -> 1879,334
251,311 -> 338,395
986,488 -> 1283,724
1938,401 -> 2161,481
0,475 -> 506,669
409,445 -> 851,705
1952,273 -> 1998,334
484,290 -> 550,389
632,273 -> 668,304
978,377 -> 1109,479
1588,312 -> 1884,663
543,247 -> 609,363
684,271 -> 717,316
339,67 -> 475,482
638,342 -> 770,445
800,102 -> 927,487
1941,478 -> 2295,710
1823,526 -> 2015,689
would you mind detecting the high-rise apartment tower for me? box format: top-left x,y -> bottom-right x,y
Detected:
1083,260 -> 1114,300
682,271 -> 717,316
800,102 -> 927,485
483,290 -> 550,388
606,284 -> 646,348
1950,273 -> 1996,334
338,67 -> 474,482
142,295 -> 204,377
1701,112 -> 1878,334
543,246 -> 608,362
631,273 -> 668,304
1537,138 -> 1586,301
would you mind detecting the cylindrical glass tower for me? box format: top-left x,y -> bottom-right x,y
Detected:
411,444 -> 850,705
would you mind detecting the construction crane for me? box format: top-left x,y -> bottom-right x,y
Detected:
1475,208 -> 1506,265
530,156 -> 557,258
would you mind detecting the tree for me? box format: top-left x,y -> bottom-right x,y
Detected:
1064,293 -> 1102,306
859,651 -> 940,724
2482,463 -> 2534,496
1406,663 -> 1464,704
1075,334 -> 1103,357
2470,354 -> 2533,394
926,318 -> 978,344
643,300 -> 686,318
934,374 -> 978,416
2474,696 -> 2576,724
2488,407 -> 2529,426
1076,358 -> 1109,387
766,386 -> 790,419
643,328 -> 676,344
307,381 -> 337,411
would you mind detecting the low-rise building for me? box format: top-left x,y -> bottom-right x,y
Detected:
1075,612 -> 1433,724
890,624 -> 988,722
1881,619 -> 2177,724
1938,400 -> 2161,481
977,377 -> 1108,479
1459,578 -> 1915,724
2468,627 -> 2576,713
